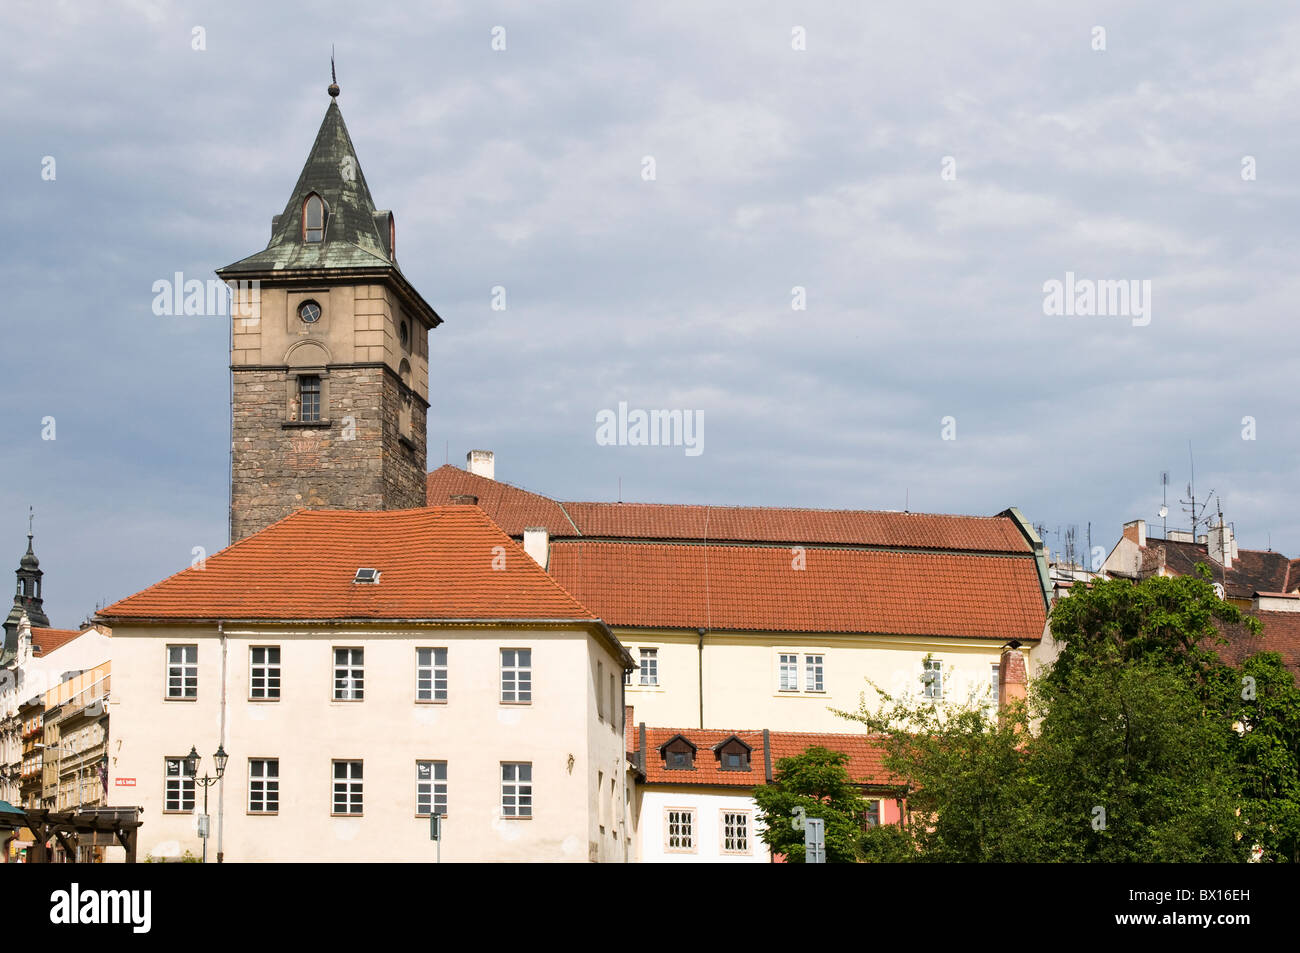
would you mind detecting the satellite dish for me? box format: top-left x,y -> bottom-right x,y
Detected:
1159,505 -> 1168,518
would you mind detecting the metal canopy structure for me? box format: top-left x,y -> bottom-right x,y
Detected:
10,807 -> 142,863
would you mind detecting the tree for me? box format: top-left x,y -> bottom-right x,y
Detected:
838,569 -> 1283,862
752,747 -> 869,862
1233,651 -> 1300,862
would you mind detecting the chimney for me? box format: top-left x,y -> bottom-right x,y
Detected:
466,450 -> 495,480
1208,521 -> 1235,570
998,643 -> 1027,723
523,526 -> 549,570
1197,534 -> 1208,545
1122,519 -> 1146,548
449,494 -> 478,505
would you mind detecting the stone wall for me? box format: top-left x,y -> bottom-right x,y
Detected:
231,365 -> 425,541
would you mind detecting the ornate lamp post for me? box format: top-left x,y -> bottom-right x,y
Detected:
185,744 -> 227,863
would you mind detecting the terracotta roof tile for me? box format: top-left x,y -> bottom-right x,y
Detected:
30,628 -> 85,656
426,468 -> 1033,553
636,726 -> 896,788
100,507 -> 597,622
549,541 -> 1045,640
1214,610 -> 1300,678
425,466 -> 578,536
561,501 -> 1031,552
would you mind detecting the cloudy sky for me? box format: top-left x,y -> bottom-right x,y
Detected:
3,1 -> 1298,627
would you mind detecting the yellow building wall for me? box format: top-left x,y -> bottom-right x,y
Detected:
620,628 -> 1020,731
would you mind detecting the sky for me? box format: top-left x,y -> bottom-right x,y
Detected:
2,1 -> 1299,628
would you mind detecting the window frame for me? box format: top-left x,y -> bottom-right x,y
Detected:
500,648 -> 532,705
923,657 -> 943,700
638,648 -> 658,687
415,647 -> 448,703
303,194 -> 325,243
500,762 -> 533,819
720,809 -> 751,855
778,653 -> 799,692
415,760 -> 448,819
333,647 -> 364,702
164,644 -> 198,701
247,758 -> 279,815
163,756 -> 196,813
297,374 -> 322,424
665,807 -> 696,853
331,759 -> 363,816
249,645 -> 281,702
805,654 -> 825,693
865,798 -> 881,828
991,663 -> 1000,706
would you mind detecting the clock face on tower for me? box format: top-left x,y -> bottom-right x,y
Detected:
298,301 -> 321,324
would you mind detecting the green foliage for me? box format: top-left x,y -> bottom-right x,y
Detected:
837,570 -> 1300,862
752,747 -> 870,863
1232,652 -> 1300,862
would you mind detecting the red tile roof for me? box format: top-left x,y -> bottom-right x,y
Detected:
426,467 -> 1032,554
561,502 -> 1031,552
425,466 -> 578,535
549,541 -> 1046,640
99,507 -> 598,623
30,627 -> 86,656
635,726 -> 897,788
1215,610 -> 1300,678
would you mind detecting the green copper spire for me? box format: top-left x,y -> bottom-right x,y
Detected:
219,91 -> 396,274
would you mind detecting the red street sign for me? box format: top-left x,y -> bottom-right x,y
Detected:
114,778 -> 136,787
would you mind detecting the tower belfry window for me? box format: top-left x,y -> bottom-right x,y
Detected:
304,194 -> 325,242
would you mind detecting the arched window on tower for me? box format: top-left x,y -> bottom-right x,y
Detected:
303,194 -> 325,243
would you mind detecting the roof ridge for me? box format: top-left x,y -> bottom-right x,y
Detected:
563,499 -> 1009,520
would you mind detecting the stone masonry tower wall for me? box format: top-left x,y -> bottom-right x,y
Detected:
219,92 -> 441,542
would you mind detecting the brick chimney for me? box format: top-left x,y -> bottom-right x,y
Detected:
998,643 -> 1027,723
1208,521 -> 1236,570
449,494 -> 478,505
1122,519 -> 1146,547
466,450 -> 495,480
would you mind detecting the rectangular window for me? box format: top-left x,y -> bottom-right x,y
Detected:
334,648 -> 364,701
991,664 -> 1000,706
778,653 -> 799,692
163,756 -> 195,812
722,811 -> 750,854
639,648 -> 658,686
805,654 -> 825,692
501,762 -> 532,818
923,658 -> 943,700
610,674 -> 617,730
416,648 -> 448,702
165,645 -> 198,699
332,760 -> 363,815
249,646 -> 281,700
416,761 -> 447,818
299,375 -> 321,423
865,799 -> 881,828
597,660 -> 605,721
666,808 -> 695,852
248,759 -> 279,814
500,649 -> 532,704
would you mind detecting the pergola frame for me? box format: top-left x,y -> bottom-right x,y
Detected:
5,807 -> 142,863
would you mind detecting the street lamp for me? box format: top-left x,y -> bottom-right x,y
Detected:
186,744 -> 227,863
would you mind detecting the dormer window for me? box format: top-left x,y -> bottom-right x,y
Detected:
659,735 -> 697,770
712,736 -> 753,772
304,194 -> 325,243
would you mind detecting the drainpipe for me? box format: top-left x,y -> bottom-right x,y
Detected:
217,622 -> 227,863
697,628 -> 705,729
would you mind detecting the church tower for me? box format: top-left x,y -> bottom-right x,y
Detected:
2,531 -> 50,663
217,77 -> 442,541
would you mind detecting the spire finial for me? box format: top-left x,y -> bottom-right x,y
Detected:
328,46 -> 340,99
27,506 -> 33,541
